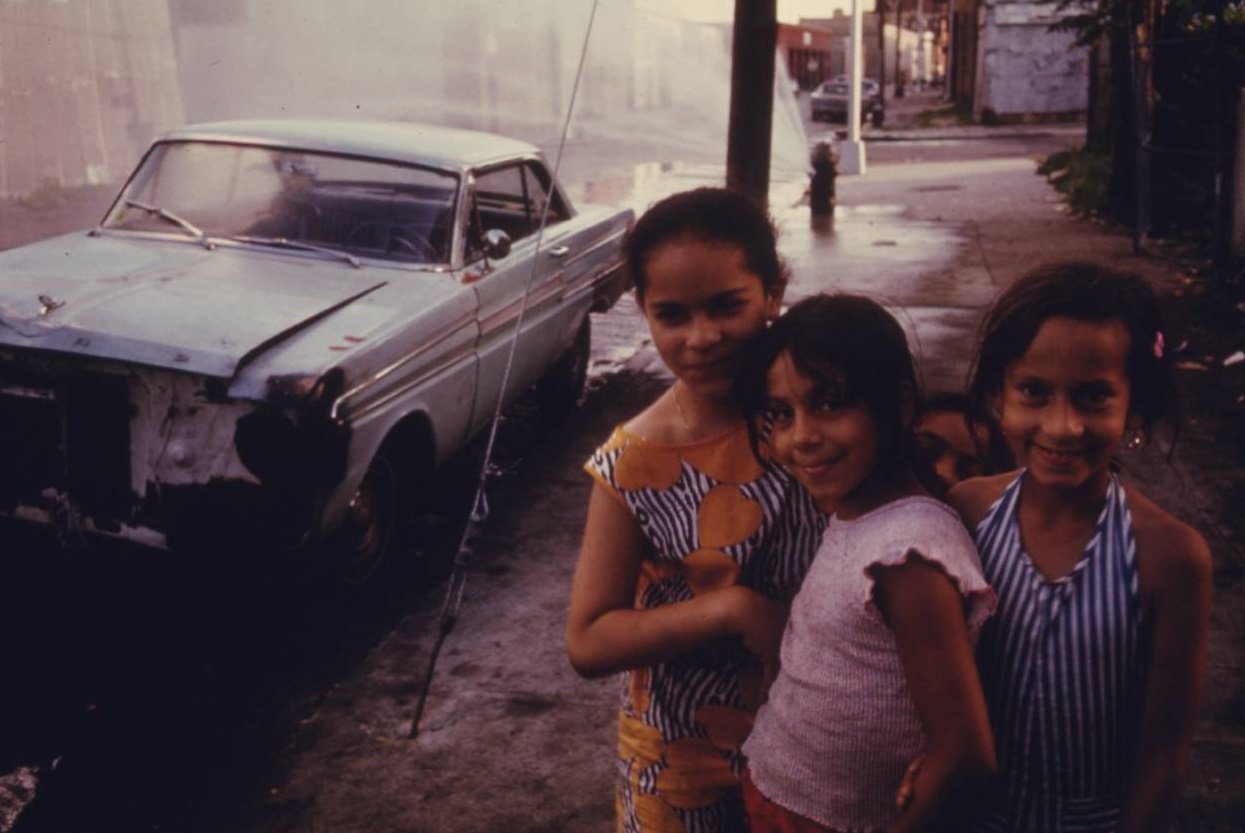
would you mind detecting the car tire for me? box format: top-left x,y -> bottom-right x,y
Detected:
538,316 -> 590,419
336,446 -> 402,586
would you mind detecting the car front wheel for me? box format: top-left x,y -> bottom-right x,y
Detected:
337,448 -> 401,585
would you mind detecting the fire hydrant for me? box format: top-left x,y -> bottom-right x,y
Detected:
809,141 -> 838,216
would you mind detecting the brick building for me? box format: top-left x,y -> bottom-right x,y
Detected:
777,22 -> 837,91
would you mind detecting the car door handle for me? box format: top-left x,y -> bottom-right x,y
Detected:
547,245 -> 570,258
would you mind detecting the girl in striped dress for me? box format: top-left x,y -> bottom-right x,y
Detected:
950,262 -> 1212,833
566,188 -> 825,833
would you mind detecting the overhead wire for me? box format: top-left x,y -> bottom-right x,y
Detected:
407,0 -> 603,740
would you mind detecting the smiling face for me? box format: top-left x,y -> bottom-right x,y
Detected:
915,408 -> 989,491
765,351 -> 882,516
639,236 -> 782,398
997,316 -> 1133,494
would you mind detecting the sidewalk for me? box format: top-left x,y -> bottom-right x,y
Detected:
866,123 -> 1086,142
863,86 -> 1086,142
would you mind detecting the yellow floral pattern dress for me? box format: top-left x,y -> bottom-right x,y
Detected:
585,423 -> 825,833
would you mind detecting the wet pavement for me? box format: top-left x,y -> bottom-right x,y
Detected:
1,120 -> 1242,832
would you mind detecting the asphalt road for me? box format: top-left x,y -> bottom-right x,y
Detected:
2,126 -> 1241,832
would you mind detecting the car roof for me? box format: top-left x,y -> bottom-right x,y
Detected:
161,118 -> 542,171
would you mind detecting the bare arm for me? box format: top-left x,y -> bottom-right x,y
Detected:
891,474 -> 1009,814
946,473 -> 1013,531
873,557 -> 997,833
1118,524 -> 1212,833
565,484 -> 783,678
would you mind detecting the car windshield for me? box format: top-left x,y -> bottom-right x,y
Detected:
102,141 -> 460,265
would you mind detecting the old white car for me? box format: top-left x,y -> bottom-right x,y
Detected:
0,119 -> 632,581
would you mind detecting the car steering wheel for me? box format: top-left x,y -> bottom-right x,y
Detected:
347,220 -> 438,261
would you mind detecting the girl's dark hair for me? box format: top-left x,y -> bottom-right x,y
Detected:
624,187 -> 786,300
740,293 -> 919,474
918,390 -> 1015,476
967,261 -> 1179,442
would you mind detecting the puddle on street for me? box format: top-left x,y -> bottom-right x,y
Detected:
778,203 -> 969,305
574,166 -> 975,381
782,203 -> 963,267
569,166 -> 966,297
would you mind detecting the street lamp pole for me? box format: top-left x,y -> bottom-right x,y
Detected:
839,0 -> 867,174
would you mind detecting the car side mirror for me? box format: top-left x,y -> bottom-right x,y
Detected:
483,229 -> 512,260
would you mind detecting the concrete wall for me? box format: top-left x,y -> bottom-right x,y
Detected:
166,0 -> 811,181
975,0 -> 1087,119
0,0 -> 812,200
0,0 -> 185,198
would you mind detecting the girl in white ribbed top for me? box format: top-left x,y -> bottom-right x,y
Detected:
736,294 -> 998,833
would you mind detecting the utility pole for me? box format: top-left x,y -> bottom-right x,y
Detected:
915,0 -> 925,88
894,0 -> 905,97
943,0 -> 953,101
839,0 -> 867,174
877,0 -> 888,108
726,0 -> 777,202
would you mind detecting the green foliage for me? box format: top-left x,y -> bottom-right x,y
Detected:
1038,146 -> 1112,217
1046,9 -> 1111,46
914,101 -> 974,127
1046,0 -> 1245,44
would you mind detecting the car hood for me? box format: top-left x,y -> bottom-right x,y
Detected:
0,232 -> 389,378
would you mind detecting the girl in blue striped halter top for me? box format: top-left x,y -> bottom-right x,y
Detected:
948,263 -> 1212,833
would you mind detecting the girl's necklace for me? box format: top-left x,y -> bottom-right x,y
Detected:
672,382 -> 693,432
673,381 -> 740,440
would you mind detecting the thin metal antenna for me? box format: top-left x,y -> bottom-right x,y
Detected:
408,0 -> 602,740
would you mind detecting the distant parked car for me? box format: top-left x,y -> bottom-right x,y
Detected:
0,119 -> 633,582
810,78 -> 885,126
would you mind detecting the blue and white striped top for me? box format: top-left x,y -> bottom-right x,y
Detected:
974,470 -> 1148,833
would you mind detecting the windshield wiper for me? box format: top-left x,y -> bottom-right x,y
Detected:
227,235 -> 360,268
124,200 -> 214,249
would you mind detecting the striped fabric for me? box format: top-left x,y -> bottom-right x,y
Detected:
974,470 -> 1147,833
586,424 -> 825,833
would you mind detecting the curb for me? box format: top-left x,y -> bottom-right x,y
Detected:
862,125 -> 1086,143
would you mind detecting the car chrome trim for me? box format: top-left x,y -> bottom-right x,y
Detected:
562,231 -> 627,269
477,280 -> 564,340
333,341 -> 476,422
7,505 -> 170,550
330,312 -> 477,421
0,384 -> 55,400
